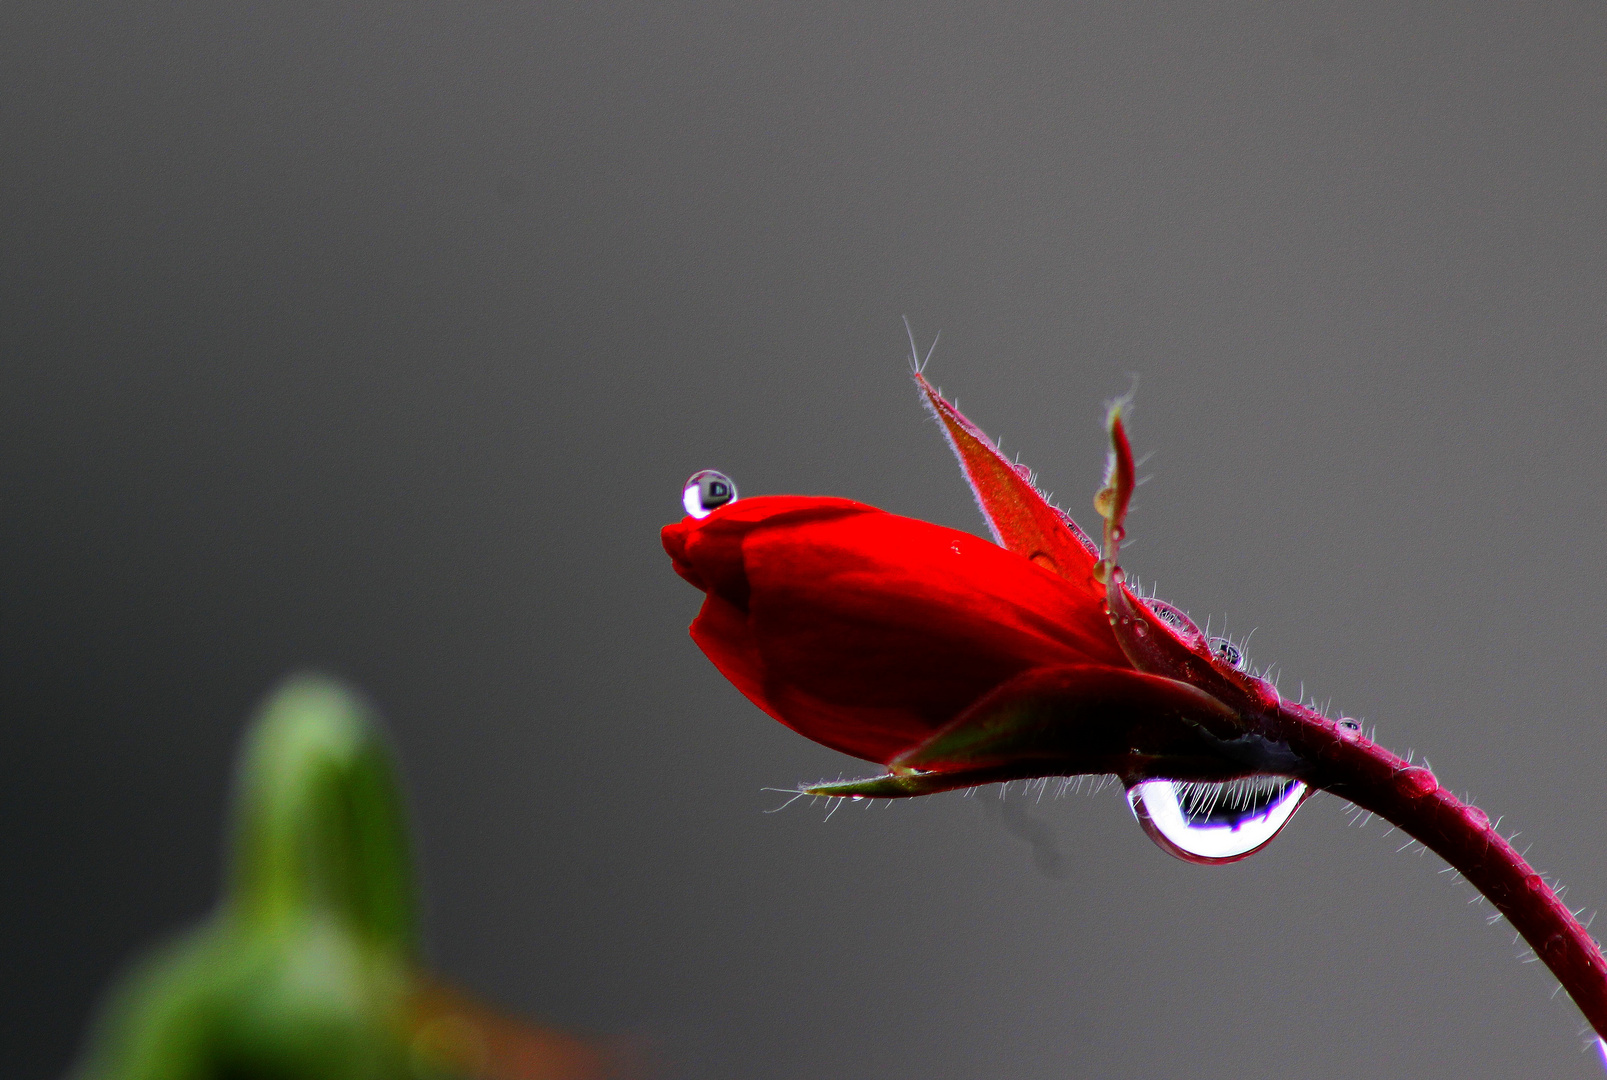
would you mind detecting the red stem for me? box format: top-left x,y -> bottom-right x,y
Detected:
1285,716 -> 1607,1037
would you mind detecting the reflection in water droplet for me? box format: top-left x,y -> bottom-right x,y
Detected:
1210,637 -> 1246,670
682,470 -> 738,518
1127,776 -> 1307,864
1143,598 -> 1201,642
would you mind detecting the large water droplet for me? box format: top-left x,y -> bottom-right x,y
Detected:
1126,776 -> 1308,864
682,470 -> 738,518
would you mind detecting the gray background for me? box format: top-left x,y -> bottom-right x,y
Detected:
5,2 -> 1607,1077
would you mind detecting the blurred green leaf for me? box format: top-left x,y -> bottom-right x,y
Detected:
69,674 -> 624,1080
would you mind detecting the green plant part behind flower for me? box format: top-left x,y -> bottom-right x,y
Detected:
69,675 -> 618,1080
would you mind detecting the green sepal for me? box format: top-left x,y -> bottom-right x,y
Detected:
894,664 -> 1236,774
804,769 -> 1015,799
805,665 -> 1242,800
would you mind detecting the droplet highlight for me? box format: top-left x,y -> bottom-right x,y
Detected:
1127,776 -> 1307,865
682,470 -> 738,518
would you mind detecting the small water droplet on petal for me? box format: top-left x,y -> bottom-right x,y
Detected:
1336,717 -> 1361,741
1126,776 -> 1307,864
1462,805 -> 1490,830
682,470 -> 738,518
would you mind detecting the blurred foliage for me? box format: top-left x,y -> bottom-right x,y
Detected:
68,675 -> 625,1080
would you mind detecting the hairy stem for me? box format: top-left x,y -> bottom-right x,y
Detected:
1289,719 -> 1607,1037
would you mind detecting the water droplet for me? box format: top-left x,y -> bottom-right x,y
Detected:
1398,766 -> 1437,798
1210,637 -> 1246,670
1093,487 -> 1117,519
1336,717 -> 1361,741
682,470 -> 737,518
1462,805 -> 1490,830
1143,598 -> 1201,641
1126,776 -> 1307,864
1092,559 -> 1112,585
1525,873 -> 1546,892
850,795 -> 864,802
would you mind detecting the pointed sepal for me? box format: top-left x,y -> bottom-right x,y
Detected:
805,770 -> 1020,799
914,370 -> 1100,590
802,665 -> 1247,799
894,664 -> 1238,774
1091,403 -> 1279,716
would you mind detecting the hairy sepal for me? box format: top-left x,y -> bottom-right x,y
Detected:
916,372 -> 1101,592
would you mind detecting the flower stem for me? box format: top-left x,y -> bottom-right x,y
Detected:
1289,719 -> 1607,1038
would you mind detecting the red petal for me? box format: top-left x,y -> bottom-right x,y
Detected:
668,496 -> 871,610
667,497 -> 1129,765
742,505 -> 1126,762
688,591 -> 780,721
916,372 -> 1102,598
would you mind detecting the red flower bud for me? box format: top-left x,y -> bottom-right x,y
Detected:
663,373 -> 1267,804
664,351 -> 1607,1042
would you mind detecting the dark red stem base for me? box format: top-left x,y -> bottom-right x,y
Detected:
1286,716 -> 1607,1039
